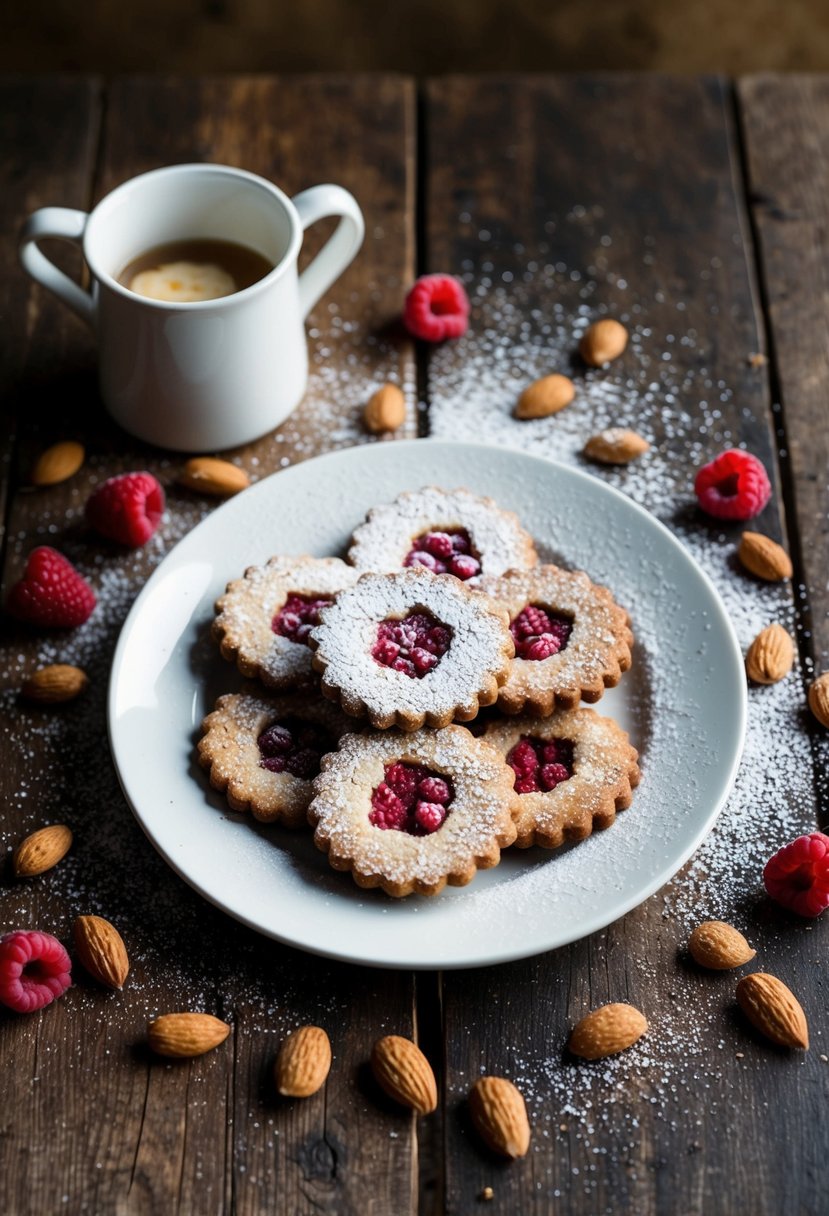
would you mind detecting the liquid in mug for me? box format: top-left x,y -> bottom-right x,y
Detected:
118,238 -> 274,302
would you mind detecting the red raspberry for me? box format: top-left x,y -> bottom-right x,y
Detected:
763,832 -> 829,917
403,274 -> 469,342
540,762 -> 570,790
508,739 -> 539,775
415,801 -> 447,833
422,531 -> 454,560
86,471 -> 165,546
7,546 -> 96,628
418,775 -> 451,805
369,783 -> 409,830
0,930 -> 72,1013
384,762 -> 422,807
448,554 -> 481,580
694,449 -> 771,521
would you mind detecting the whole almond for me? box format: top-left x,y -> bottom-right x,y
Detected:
178,458 -> 250,497
569,1002 -> 647,1060
579,319 -> 629,366
275,1025 -> 331,1097
13,824 -> 73,877
583,428 -> 649,465
73,915 -> 130,989
364,383 -> 406,433
514,374 -> 575,420
148,1012 -> 230,1058
808,672 -> 829,728
738,532 -> 793,581
745,624 -> 794,685
21,664 -> 89,704
31,440 -> 85,487
688,920 -> 756,970
371,1035 -> 437,1114
736,972 -> 809,1049
469,1076 -> 531,1159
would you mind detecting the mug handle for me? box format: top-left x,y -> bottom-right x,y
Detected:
19,207 -> 95,327
292,185 -> 365,319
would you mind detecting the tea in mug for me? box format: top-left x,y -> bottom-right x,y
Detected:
118,239 -> 274,302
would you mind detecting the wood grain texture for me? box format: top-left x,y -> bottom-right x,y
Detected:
423,75 -> 827,1216
0,75 -> 417,1216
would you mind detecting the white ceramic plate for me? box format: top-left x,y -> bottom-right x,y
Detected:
109,441 -> 746,969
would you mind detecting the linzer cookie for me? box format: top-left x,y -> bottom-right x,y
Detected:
197,689 -> 351,826
309,568 -> 514,730
308,725 -> 519,896
212,556 -> 359,692
484,708 -> 640,848
479,565 -> 633,715
348,486 -> 537,583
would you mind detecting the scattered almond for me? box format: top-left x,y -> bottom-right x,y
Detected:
148,1012 -> 230,1058
468,1076 -> 531,1159
364,383 -> 406,433
808,672 -> 829,728
738,532 -> 792,581
569,1002 -> 647,1060
371,1034 -> 437,1115
745,624 -> 794,685
747,352 -> 768,368
178,457 -> 250,497
31,440 -> 85,487
583,428 -> 649,465
688,920 -> 756,970
13,824 -> 73,877
514,373 -> 575,420
275,1026 -> 331,1097
21,664 -> 88,704
579,318 -> 628,366
736,972 -> 809,1049
73,915 -> 130,989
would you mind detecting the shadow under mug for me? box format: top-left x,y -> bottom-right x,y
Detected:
18,163 -> 365,452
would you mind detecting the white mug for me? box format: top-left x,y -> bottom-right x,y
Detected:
19,163 -> 364,451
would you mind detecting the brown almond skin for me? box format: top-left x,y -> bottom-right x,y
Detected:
688,920 -> 756,970
579,319 -> 629,366
178,458 -> 250,497
469,1076 -> 531,1159
21,664 -> 89,704
371,1035 -> 437,1114
364,383 -> 406,433
514,374 -> 575,420
569,1003 -> 648,1060
73,915 -> 130,989
745,624 -> 794,685
275,1026 -> 331,1098
13,824 -> 73,877
736,973 -> 809,1049
583,428 -> 650,465
31,440 -> 85,487
148,1012 -> 230,1058
738,532 -> 793,581
808,672 -> 829,728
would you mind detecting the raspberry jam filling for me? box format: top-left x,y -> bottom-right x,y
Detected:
403,529 -> 481,580
371,611 -> 452,679
507,735 -> 574,795
369,761 -> 454,834
272,593 -> 333,646
510,603 -> 573,661
257,717 -> 334,780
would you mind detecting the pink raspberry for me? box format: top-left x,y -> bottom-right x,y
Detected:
540,762 -> 570,790
7,546 -> 96,628
508,734 -> 574,794
415,801 -> 447,833
369,783 -> 409,830
422,531 -> 454,560
418,775 -> 451,805
385,762 -> 422,807
273,593 -> 333,647
694,449 -> 772,521
510,605 -> 572,660
0,930 -> 71,1013
404,549 -> 442,573
449,554 -> 481,580
763,832 -> 829,917
403,274 -> 469,342
514,774 -> 540,795
372,612 -> 452,679
86,471 -> 165,546
508,739 -> 539,775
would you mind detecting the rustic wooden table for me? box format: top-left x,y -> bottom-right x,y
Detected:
1,74 -> 827,1216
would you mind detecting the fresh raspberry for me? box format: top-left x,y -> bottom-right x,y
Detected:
0,930 -> 71,1014
763,832 -> 829,917
694,449 -> 771,521
273,593 -> 333,646
369,783 -> 410,830
86,471 -> 165,546
510,605 -> 572,660
404,549 -> 442,573
7,546 -> 96,628
372,611 -> 452,679
507,735 -> 573,794
509,738 -> 540,775
448,554 -> 481,580
257,717 -> 332,779
422,531 -> 455,560
403,528 -> 479,580
415,801 -> 447,834
418,775 -> 451,805
384,762 -> 422,807
403,274 -> 469,342
541,762 -> 570,789
371,762 -> 454,833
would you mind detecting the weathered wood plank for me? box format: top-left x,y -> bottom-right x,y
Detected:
0,75 -> 418,1216
424,75 -> 827,1216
